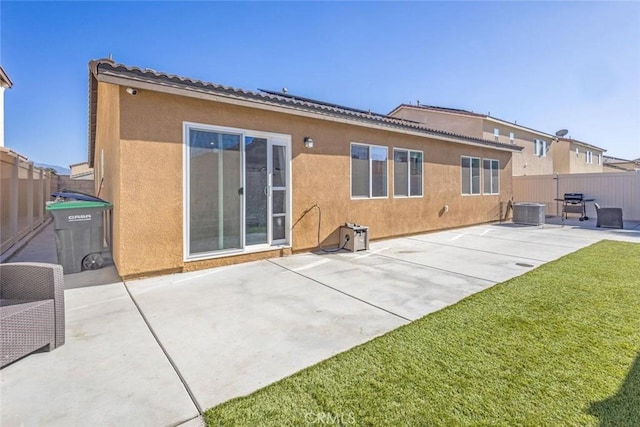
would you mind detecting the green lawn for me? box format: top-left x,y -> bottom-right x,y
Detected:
205,240 -> 640,426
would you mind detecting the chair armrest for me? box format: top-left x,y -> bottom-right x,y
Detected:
0,262 -> 65,347
0,262 -> 63,301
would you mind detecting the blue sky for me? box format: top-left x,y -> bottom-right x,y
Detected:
2,1 -> 639,167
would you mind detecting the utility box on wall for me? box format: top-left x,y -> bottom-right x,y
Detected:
339,223 -> 369,252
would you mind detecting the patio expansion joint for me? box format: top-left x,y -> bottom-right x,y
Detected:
402,236 -> 550,263
446,232 -> 592,249
266,259 -> 413,323
372,252 -> 498,285
122,280 -> 204,416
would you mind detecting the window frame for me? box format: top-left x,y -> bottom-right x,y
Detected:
461,155 -> 481,196
585,150 -> 593,164
493,128 -> 500,142
393,147 -> 424,198
482,158 -> 500,195
534,139 -> 547,157
350,142 -> 388,199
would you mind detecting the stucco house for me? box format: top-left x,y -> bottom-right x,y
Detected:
549,137 -> 606,174
603,155 -> 640,172
0,66 -> 13,148
88,59 -> 521,279
69,161 -> 95,180
388,104 -> 556,176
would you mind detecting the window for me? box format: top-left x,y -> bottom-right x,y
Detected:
586,150 -> 593,164
509,132 -> 515,143
494,128 -> 500,142
534,139 -> 547,157
598,154 -> 602,165
483,159 -> 500,194
576,148 -> 580,157
351,143 -> 388,198
393,148 -> 423,197
461,156 -> 481,195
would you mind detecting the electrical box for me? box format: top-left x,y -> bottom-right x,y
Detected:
339,223 -> 369,252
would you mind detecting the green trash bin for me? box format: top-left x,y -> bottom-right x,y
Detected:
46,200 -> 113,274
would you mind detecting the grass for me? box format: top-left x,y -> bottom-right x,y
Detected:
205,240 -> 640,426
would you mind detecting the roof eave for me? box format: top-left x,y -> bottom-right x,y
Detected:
89,61 -> 522,156
0,66 -> 13,88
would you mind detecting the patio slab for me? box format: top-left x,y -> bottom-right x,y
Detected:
1,219 -> 639,425
126,261 -> 408,410
0,282 -> 198,427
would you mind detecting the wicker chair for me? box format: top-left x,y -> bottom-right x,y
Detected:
1,263 -> 65,368
594,203 -> 624,229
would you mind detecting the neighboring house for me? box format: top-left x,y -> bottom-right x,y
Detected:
549,137 -> 606,174
88,59 -> 521,279
388,104 -> 556,176
69,161 -> 94,180
603,155 -> 640,172
0,66 -> 13,148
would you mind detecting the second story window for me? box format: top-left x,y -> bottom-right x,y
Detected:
509,132 -> 514,143
585,151 -> 593,164
494,128 -> 500,142
535,139 -> 547,157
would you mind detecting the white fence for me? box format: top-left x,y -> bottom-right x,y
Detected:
513,172 -> 640,221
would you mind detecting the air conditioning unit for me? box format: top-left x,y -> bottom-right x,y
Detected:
513,203 -> 545,225
339,223 -> 369,252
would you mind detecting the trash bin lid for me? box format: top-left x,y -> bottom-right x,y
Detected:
46,200 -> 113,211
51,191 -> 108,202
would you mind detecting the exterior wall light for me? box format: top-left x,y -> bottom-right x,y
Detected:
304,136 -> 314,149
125,87 -> 138,96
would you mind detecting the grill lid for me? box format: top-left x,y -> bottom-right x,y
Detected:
563,193 -> 584,201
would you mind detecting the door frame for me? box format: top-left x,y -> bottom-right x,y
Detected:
183,122 -> 292,262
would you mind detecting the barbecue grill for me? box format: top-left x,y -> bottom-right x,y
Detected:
555,193 -> 595,221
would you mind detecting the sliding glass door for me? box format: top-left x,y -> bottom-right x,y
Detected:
187,129 -> 242,254
185,124 -> 290,259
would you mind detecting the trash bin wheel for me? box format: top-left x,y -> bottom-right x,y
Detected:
82,253 -> 104,270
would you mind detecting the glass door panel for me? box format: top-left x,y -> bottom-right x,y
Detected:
244,137 -> 268,245
271,144 -> 287,243
188,129 -> 242,255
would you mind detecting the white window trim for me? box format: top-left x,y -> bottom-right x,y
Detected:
350,142 -> 388,199
494,128 -> 500,142
534,139 -> 547,157
509,132 -> 515,143
482,158 -> 500,195
392,147 -> 424,198
585,150 -> 593,164
182,122 -> 292,262
461,155 -> 481,196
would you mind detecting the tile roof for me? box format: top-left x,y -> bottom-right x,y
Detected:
389,103 -> 487,118
88,59 -> 522,165
389,103 -> 557,139
0,66 -> 13,88
559,137 -> 607,153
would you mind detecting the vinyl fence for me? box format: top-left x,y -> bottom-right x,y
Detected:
0,148 -> 59,257
513,171 -> 640,221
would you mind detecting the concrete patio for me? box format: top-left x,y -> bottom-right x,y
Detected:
1,218 -> 639,426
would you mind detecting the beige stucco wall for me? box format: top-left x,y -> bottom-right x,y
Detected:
93,83 -> 121,269
390,107 -> 483,138
98,87 -> 514,279
481,123 -> 554,176
551,140 -> 604,173
391,107 -> 553,176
